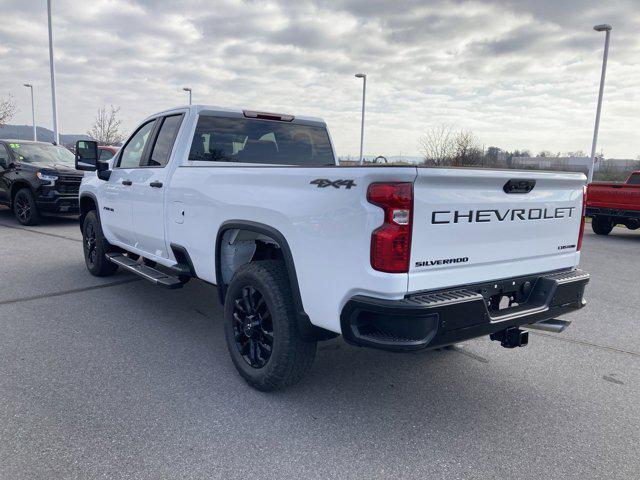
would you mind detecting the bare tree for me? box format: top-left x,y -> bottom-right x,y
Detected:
566,150 -> 587,157
88,105 -> 124,145
0,95 -> 16,128
418,124 -> 456,166
452,129 -> 483,167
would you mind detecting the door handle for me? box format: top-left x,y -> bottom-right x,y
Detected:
149,181 -> 163,188
122,179 -> 132,186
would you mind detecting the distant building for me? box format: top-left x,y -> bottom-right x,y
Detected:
512,156 -> 639,174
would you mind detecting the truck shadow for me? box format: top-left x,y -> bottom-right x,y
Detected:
85,277 -> 554,443
0,206 -> 79,227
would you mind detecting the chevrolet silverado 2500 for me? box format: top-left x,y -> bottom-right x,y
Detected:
74,105 -> 590,390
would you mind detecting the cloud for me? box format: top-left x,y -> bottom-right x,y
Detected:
0,0 -> 638,158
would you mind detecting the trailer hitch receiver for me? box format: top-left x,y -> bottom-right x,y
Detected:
490,327 -> 529,348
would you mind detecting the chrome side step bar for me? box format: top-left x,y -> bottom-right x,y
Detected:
106,253 -> 184,289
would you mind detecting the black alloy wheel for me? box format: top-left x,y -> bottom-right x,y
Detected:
84,220 -> 98,268
231,285 -> 274,368
13,189 -> 40,225
15,194 -> 30,223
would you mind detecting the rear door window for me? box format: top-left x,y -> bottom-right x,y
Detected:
188,116 -> 334,166
147,114 -> 184,167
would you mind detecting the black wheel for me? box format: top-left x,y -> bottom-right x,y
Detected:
224,260 -> 316,391
13,188 -> 40,225
82,210 -> 118,276
624,220 -> 640,231
592,216 -> 614,235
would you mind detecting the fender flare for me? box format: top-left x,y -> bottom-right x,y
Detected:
78,192 -> 100,232
215,220 -> 337,342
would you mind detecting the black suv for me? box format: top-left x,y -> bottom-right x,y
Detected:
0,140 -> 83,225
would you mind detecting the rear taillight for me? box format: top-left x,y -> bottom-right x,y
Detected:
367,182 -> 413,273
577,185 -> 587,251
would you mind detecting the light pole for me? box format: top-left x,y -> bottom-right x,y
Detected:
47,0 -> 59,145
23,84 -> 36,141
588,24 -> 612,183
183,87 -> 192,105
355,73 -> 366,165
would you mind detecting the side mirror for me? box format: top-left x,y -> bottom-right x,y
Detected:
75,140 -> 99,171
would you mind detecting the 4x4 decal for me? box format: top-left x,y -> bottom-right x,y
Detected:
310,179 -> 357,189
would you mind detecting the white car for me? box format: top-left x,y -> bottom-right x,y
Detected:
75,105 -> 590,390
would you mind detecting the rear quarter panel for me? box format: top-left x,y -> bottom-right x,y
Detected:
167,166 -> 417,332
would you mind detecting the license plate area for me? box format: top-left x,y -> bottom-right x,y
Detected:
474,276 -> 538,316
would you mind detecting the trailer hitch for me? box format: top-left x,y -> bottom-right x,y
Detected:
490,327 -> 529,348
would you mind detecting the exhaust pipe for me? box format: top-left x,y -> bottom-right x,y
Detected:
525,319 -> 571,333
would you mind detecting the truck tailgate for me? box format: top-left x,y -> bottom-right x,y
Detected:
409,168 -> 585,293
587,182 -> 640,211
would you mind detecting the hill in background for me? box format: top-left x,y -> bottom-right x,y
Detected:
0,124 -> 90,146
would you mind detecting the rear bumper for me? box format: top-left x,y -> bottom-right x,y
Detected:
586,206 -> 640,220
340,269 -> 589,351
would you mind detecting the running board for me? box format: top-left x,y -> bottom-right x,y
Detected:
106,253 -> 184,289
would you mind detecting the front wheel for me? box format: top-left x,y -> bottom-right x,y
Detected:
13,188 -> 40,225
224,260 -> 316,391
82,210 -> 118,276
592,216 -> 614,235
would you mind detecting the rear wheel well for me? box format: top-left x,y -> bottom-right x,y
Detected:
218,229 -> 284,290
215,223 -> 338,342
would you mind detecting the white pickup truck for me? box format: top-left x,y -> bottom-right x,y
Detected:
75,105 -> 590,390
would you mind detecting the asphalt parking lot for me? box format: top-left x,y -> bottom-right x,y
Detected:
1,208 -> 638,480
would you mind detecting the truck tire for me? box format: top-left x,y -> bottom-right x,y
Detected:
13,188 -> 41,225
224,260 -> 316,391
592,216 -> 614,236
82,210 -> 118,276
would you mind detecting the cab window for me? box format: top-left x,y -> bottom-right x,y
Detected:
99,149 -> 115,160
627,173 -> 640,185
148,115 -> 183,167
118,120 -> 156,168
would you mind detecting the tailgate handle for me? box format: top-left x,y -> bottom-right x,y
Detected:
503,179 -> 536,194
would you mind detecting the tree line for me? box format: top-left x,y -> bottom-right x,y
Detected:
417,124 -> 620,167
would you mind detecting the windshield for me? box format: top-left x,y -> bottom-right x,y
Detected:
188,116 -> 335,166
8,142 -> 76,167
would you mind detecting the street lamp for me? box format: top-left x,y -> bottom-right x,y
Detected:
47,0 -> 59,145
588,24 -> 612,183
355,73 -> 366,165
23,84 -> 36,141
182,87 -> 192,105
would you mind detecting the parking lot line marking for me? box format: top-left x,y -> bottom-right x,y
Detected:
0,222 -> 82,243
0,278 -> 141,307
530,331 -> 640,359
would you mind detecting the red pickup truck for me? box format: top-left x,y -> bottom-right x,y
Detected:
586,171 -> 640,235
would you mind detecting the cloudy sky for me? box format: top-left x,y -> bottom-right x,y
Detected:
0,0 -> 638,158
